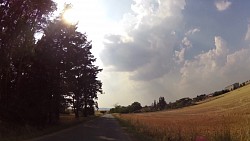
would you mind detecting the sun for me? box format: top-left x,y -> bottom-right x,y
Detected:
63,8 -> 79,24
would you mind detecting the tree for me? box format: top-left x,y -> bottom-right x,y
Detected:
193,94 -> 207,102
109,105 -> 128,113
175,97 -> 192,108
109,102 -> 142,114
153,100 -> 157,109
0,2 -> 102,125
37,9 -> 103,118
0,0 -> 56,125
130,102 -> 142,112
158,97 -> 167,110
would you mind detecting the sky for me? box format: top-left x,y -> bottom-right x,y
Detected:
54,0 -> 250,108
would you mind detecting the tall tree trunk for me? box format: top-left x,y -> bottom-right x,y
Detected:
75,94 -> 79,118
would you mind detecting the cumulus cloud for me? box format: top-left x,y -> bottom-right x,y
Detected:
179,36 -> 230,94
222,48 -> 250,81
101,0 -> 186,80
146,36 -> 250,100
215,0 -> 232,11
99,0 -> 250,107
177,36 -> 250,97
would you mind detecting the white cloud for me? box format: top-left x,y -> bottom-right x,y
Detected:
101,0 -> 186,80
171,31 -> 176,35
214,36 -> 228,56
179,36 -> 229,95
177,36 -> 250,98
182,37 -> 192,48
162,36 -> 250,100
215,0 -> 232,11
175,48 -> 186,64
245,23 -> 250,41
129,0 -> 186,28
222,48 -> 250,81
185,28 -> 200,36
98,71 -> 140,106
99,0 -> 250,108
100,0 -> 186,106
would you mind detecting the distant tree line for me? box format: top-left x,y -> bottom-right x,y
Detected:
212,90 -> 229,97
110,81 -> 250,114
0,1 -> 102,126
147,96 -> 193,112
110,89 -> 231,113
146,89 -> 230,112
110,102 -> 142,114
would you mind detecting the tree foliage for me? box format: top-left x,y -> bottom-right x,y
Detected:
110,102 -> 142,113
0,1 -> 102,126
158,97 -> 167,110
129,102 -> 142,112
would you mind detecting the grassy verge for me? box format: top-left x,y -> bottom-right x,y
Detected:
0,114 -> 100,141
113,114 -> 156,141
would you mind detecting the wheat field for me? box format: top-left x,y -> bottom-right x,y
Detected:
117,85 -> 250,141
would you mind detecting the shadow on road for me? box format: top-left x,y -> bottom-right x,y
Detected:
29,114 -> 132,141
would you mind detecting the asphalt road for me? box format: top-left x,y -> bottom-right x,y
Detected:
29,114 -> 132,141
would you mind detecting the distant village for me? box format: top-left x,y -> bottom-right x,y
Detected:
225,80 -> 250,91
110,79 -> 250,114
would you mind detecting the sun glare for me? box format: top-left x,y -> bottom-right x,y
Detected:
60,1 -> 124,36
58,0 -> 125,67
63,8 -> 78,24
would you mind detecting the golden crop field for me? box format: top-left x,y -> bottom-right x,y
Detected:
117,85 -> 250,141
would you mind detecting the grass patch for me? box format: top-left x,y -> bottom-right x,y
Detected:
0,114 -> 100,141
113,114 -> 156,141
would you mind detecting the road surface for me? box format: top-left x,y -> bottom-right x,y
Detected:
29,114 -> 132,141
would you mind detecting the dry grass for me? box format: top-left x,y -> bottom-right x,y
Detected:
0,114 -> 99,141
116,85 -> 250,141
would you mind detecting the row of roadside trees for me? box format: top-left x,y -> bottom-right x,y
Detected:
0,1 -> 102,126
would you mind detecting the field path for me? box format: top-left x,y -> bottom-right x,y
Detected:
28,114 -> 132,141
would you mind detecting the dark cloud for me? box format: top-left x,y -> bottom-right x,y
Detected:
100,18 -> 180,80
101,35 -> 152,72
100,0 -> 188,81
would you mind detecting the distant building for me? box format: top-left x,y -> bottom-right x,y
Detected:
207,94 -> 213,97
245,80 -> 250,85
225,83 -> 239,91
